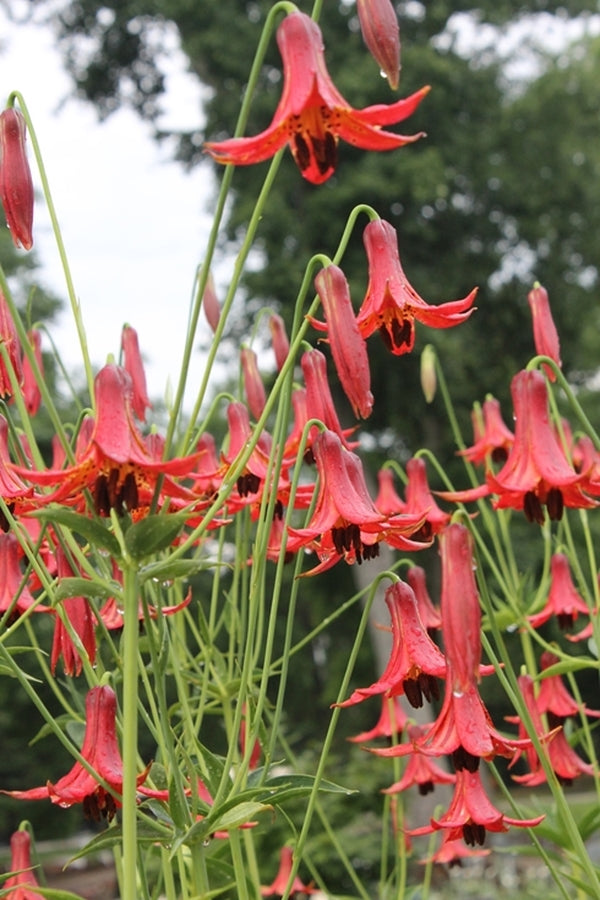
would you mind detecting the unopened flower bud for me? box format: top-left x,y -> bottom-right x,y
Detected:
0,108 -> 34,250
420,344 -> 436,403
268,313 -> 290,371
201,269 -> 220,333
527,282 -> 561,381
356,0 -> 401,90
240,346 -> 266,420
121,324 -> 152,421
313,265 -> 373,420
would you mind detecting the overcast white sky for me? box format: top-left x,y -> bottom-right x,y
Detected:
1,7 -> 217,410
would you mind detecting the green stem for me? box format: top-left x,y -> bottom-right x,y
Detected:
121,564 -> 141,899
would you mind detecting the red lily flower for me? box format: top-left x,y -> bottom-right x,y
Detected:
0,107 -> 34,250
205,12 -> 429,184
347,695 -> 408,743
285,430 -> 427,572
528,553 -> 591,631
458,396 -> 514,467
527,282 -> 561,381
121,324 -> 152,421
382,725 -> 456,796
374,466 -> 405,515
20,329 -> 43,416
261,845 -> 316,897
299,349 -> 358,453
356,219 -> 476,354
3,830 -> 44,899
398,456 -> 451,539
337,580 -> 446,708
372,525 -> 528,769
0,532 -> 49,620
218,401 -> 290,511
0,416 -> 35,529
50,548 -> 97,677
537,650 -> 600,721
410,767 -> 544,846
406,565 -> 441,633
311,264 -> 373,419
14,364 -> 199,516
356,0 -> 400,89
0,290 -> 23,399
509,675 -> 593,787
420,831 -> 490,866
486,369 -> 595,523
1,685 -> 163,820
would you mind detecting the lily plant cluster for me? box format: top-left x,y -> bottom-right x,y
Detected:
1,2 -> 600,899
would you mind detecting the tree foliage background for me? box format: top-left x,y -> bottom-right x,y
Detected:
1,0 -> 600,857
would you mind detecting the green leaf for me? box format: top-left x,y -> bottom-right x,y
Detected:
139,558 -> 207,584
248,772 -> 356,805
31,508 -> 121,557
65,821 -> 166,864
195,742 -> 227,796
54,577 -> 120,603
179,800 -> 272,847
124,512 -> 189,560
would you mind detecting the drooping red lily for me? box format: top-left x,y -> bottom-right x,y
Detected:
406,565 -> 441,633
486,369 -> 595,523
347,695 -> 408,743
336,579 -> 446,708
0,415 -> 35,529
398,456 -> 451,539
0,289 -> 23,399
0,532 -> 49,620
0,107 -> 34,250
508,674 -> 593,787
356,219 -> 476,354
536,650 -> 600,722
1,684 -> 165,820
20,329 -> 43,416
409,766 -> 544,846
261,845 -> 316,897
374,466 -> 405,516
3,830 -> 44,899
205,11 -> 429,184
458,396 -> 514,467
528,553 -> 591,631
420,831 -> 490,866
50,548 -> 97,677
284,430 -> 427,572
311,264 -> 373,420
13,364 -> 199,516
527,282 -> 561,381
382,724 -> 456,796
372,525 -> 529,769
298,349 -> 358,453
